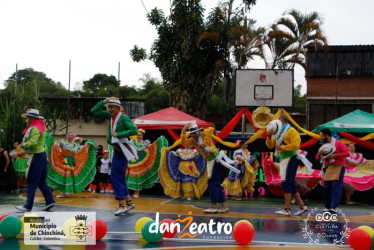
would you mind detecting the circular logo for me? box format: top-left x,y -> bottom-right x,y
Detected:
302,208 -> 350,245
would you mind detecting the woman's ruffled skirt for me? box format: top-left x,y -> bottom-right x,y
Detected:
343,160 -> 374,191
47,139 -> 97,194
159,149 -> 207,199
14,158 -> 28,177
126,136 -> 168,190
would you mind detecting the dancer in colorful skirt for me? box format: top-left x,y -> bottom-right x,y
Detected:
10,142 -> 29,190
47,132 -> 96,197
126,129 -> 168,197
223,141 -> 257,200
262,150 -> 321,197
266,114 -> 308,216
159,147 -> 207,200
15,109 -> 55,212
181,121 -> 240,213
91,97 -> 138,215
344,143 -> 374,204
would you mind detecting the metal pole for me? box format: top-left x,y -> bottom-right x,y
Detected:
66,60 -> 71,134
118,62 -> 120,96
335,66 -> 338,105
13,64 -> 18,144
118,61 -> 120,82
335,65 -> 339,119
241,113 -> 245,137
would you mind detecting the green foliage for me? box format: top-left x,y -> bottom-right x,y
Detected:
4,68 -> 68,97
0,99 -> 18,150
82,73 -> 119,96
0,68 -> 68,149
130,45 -> 147,62
41,110 -> 68,136
132,0 -> 228,117
291,84 -> 306,113
147,7 -> 165,26
119,85 -> 138,98
119,74 -> 169,114
137,74 -> 169,113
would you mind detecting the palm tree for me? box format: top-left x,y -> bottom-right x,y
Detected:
263,9 -> 328,69
262,23 -> 296,69
199,0 -> 260,119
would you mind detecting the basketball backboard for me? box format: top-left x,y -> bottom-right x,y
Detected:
235,69 -> 294,107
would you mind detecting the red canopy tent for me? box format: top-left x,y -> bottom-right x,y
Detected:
132,107 -> 213,140
133,107 -> 212,129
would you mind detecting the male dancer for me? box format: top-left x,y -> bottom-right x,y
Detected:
317,128 -> 349,213
15,109 -> 55,212
91,97 -> 138,215
266,114 -> 308,216
181,122 -> 240,213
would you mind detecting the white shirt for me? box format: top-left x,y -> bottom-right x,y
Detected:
100,158 -> 111,174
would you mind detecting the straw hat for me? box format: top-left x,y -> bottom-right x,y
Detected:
252,106 -> 273,129
267,120 -> 282,138
21,109 -> 44,120
104,99 -> 123,109
186,121 -> 201,133
319,144 -> 336,159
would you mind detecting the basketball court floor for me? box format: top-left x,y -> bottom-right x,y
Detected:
1,190 -> 373,249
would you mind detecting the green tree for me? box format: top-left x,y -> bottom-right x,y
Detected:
199,0 -> 257,119
118,85 -> 138,98
137,74 -> 169,113
131,0 -> 226,117
3,68 -> 68,97
82,73 -> 119,96
291,84 -> 306,113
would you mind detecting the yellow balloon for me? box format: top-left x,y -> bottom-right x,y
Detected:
135,217 -> 153,237
358,225 -> 374,238
63,217 -> 78,240
234,219 -> 253,229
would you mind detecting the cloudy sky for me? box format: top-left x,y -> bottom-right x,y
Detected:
0,0 -> 373,94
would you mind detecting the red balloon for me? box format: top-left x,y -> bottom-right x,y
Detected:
88,219 -> 107,241
233,221 -> 254,246
347,228 -> 372,250
0,214 -> 11,222
160,219 -> 177,238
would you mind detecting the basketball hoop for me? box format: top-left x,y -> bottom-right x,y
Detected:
235,69 -> 293,107
255,97 -> 271,107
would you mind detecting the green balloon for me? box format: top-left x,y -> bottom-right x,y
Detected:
0,216 -> 22,238
372,234 -> 374,250
141,220 -> 163,243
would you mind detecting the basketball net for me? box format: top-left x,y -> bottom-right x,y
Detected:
255,97 -> 270,107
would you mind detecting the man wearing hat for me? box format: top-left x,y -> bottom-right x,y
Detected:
266,114 -> 308,216
15,109 -> 55,212
181,121 -> 240,213
91,97 -> 138,215
317,128 -> 349,213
